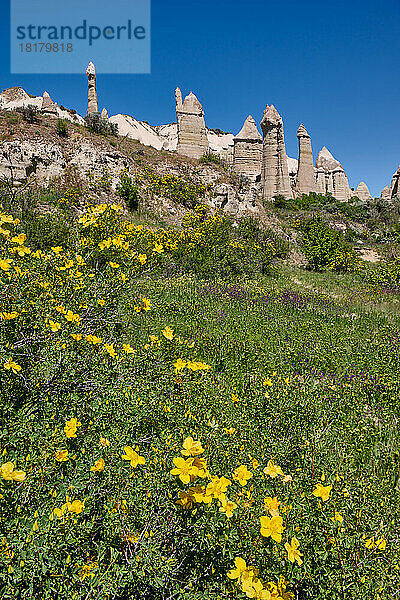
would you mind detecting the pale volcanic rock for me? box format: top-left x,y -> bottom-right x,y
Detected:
86,62 -> 98,115
390,165 -> 400,199
175,88 -> 209,159
296,123 -> 317,194
41,91 -> 57,114
380,185 -> 391,200
109,114 -> 164,150
260,104 -> 293,200
101,108 -> 108,120
353,181 -> 372,201
232,115 -> 262,180
315,146 -> 351,201
315,146 -> 342,171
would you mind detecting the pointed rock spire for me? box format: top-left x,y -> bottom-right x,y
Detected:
175,88 -> 209,159
86,61 -> 98,115
390,165 -> 400,199
296,123 -> 317,194
380,185 -> 391,200
232,115 -> 262,180
315,146 -> 351,201
354,181 -> 372,201
235,115 -> 262,141
41,91 -> 57,114
260,105 -> 293,200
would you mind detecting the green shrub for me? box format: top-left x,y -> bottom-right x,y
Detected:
56,119 -> 68,137
146,170 -> 207,209
298,216 -> 360,272
116,170 -> 140,211
84,114 -> 118,137
15,105 -> 39,123
199,152 -> 223,166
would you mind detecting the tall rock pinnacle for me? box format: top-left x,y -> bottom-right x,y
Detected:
296,124 -> 317,194
86,62 -> 98,115
175,88 -> 209,159
260,105 -> 293,200
232,115 -> 262,180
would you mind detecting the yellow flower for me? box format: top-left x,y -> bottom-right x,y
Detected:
263,460 -> 284,478
11,233 -> 26,245
97,299 -> 105,306
223,427 -> 236,435
264,377 -> 273,387
174,358 -> 187,373
312,483 -> 332,502
205,476 -> 231,501
4,357 -> 21,374
48,320 -> 61,332
66,499 -> 84,514
176,490 -> 194,509
331,510 -> 343,524
142,298 -> 151,311
181,436 -> 204,457
231,393 -> 239,402
138,253 -> 147,265
0,258 -> 13,271
1,311 -> 19,320
260,515 -> 284,542
122,344 -> 136,354
71,333 -> 83,341
100,436 -> 110,447
233,465 -> 253,486
219,497 -> 237,518
122,446 -> 146,468
0,461 -> 26,482
162,326 -> 174,341
108,262 -> 120,268
284,537 -> 303,565
55,450 -> 69,462
64,417 -> 82,439
153,242 -> 164,254
264,496 -> 280,517
51,246 -> 63,255
104,343 -> 117,358
227,557 -> 258,582
90,458 -> 105,472
365,537 -> 386,551
252,459 -> 259,470
170,457 -> 199,484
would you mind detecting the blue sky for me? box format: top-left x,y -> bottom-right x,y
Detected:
1,0 -> 399,196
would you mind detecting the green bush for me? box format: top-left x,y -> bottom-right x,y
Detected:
84,114 -> 118,137
15,105 -> 39,124
56,119 -> 68,137
199,152 -> 224,166
116,170 -> 140,211
298,216 -> 360,272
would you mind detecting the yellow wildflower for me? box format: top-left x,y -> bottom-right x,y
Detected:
122,446 -> 146,468
312,483 -> 332,502
181,436 -> 204,457
90,458 -> 105,472
55,450 -> 69,462
260,515 -> 284,542
170,457 -> 199,484
263,460 -> 284,478
64,417 -> 82,439
0,462 -> 26,482
4,357 -> 21,374
233,465 -> 253,486
284,537 -> 303,565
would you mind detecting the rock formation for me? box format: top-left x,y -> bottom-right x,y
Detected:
175,88 -> 209,159
390,165 -> 400,199
101,108 -> 108,120
296,124 -> 317,194
315,146 -> 351,201
260,105 -> 293,200
232,115 -> 262,180
86,62 -> 98,115
380,185 -> 391,200
41,91 -> 57,114
353,181 -> 372,201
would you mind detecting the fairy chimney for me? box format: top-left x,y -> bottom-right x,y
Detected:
390,165 -> 400,199
296,124 -> 317,194
86,62 -> 98,115
380,185 -> 391,200
315,146 -> 351,201
175,88 -> 209,159
354,181 -> 372,201
232,115 -> 262,180
260,105 -> 293,200
41,91 -> 57,114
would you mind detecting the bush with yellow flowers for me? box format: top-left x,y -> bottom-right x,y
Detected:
0,199 -> 399,600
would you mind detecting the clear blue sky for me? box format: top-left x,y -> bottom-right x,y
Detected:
1,0 -> 399,196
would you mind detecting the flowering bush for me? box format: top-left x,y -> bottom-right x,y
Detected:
0,201 -> 398,599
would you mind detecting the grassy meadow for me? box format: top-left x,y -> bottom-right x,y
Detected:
0,198 -> 399,600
